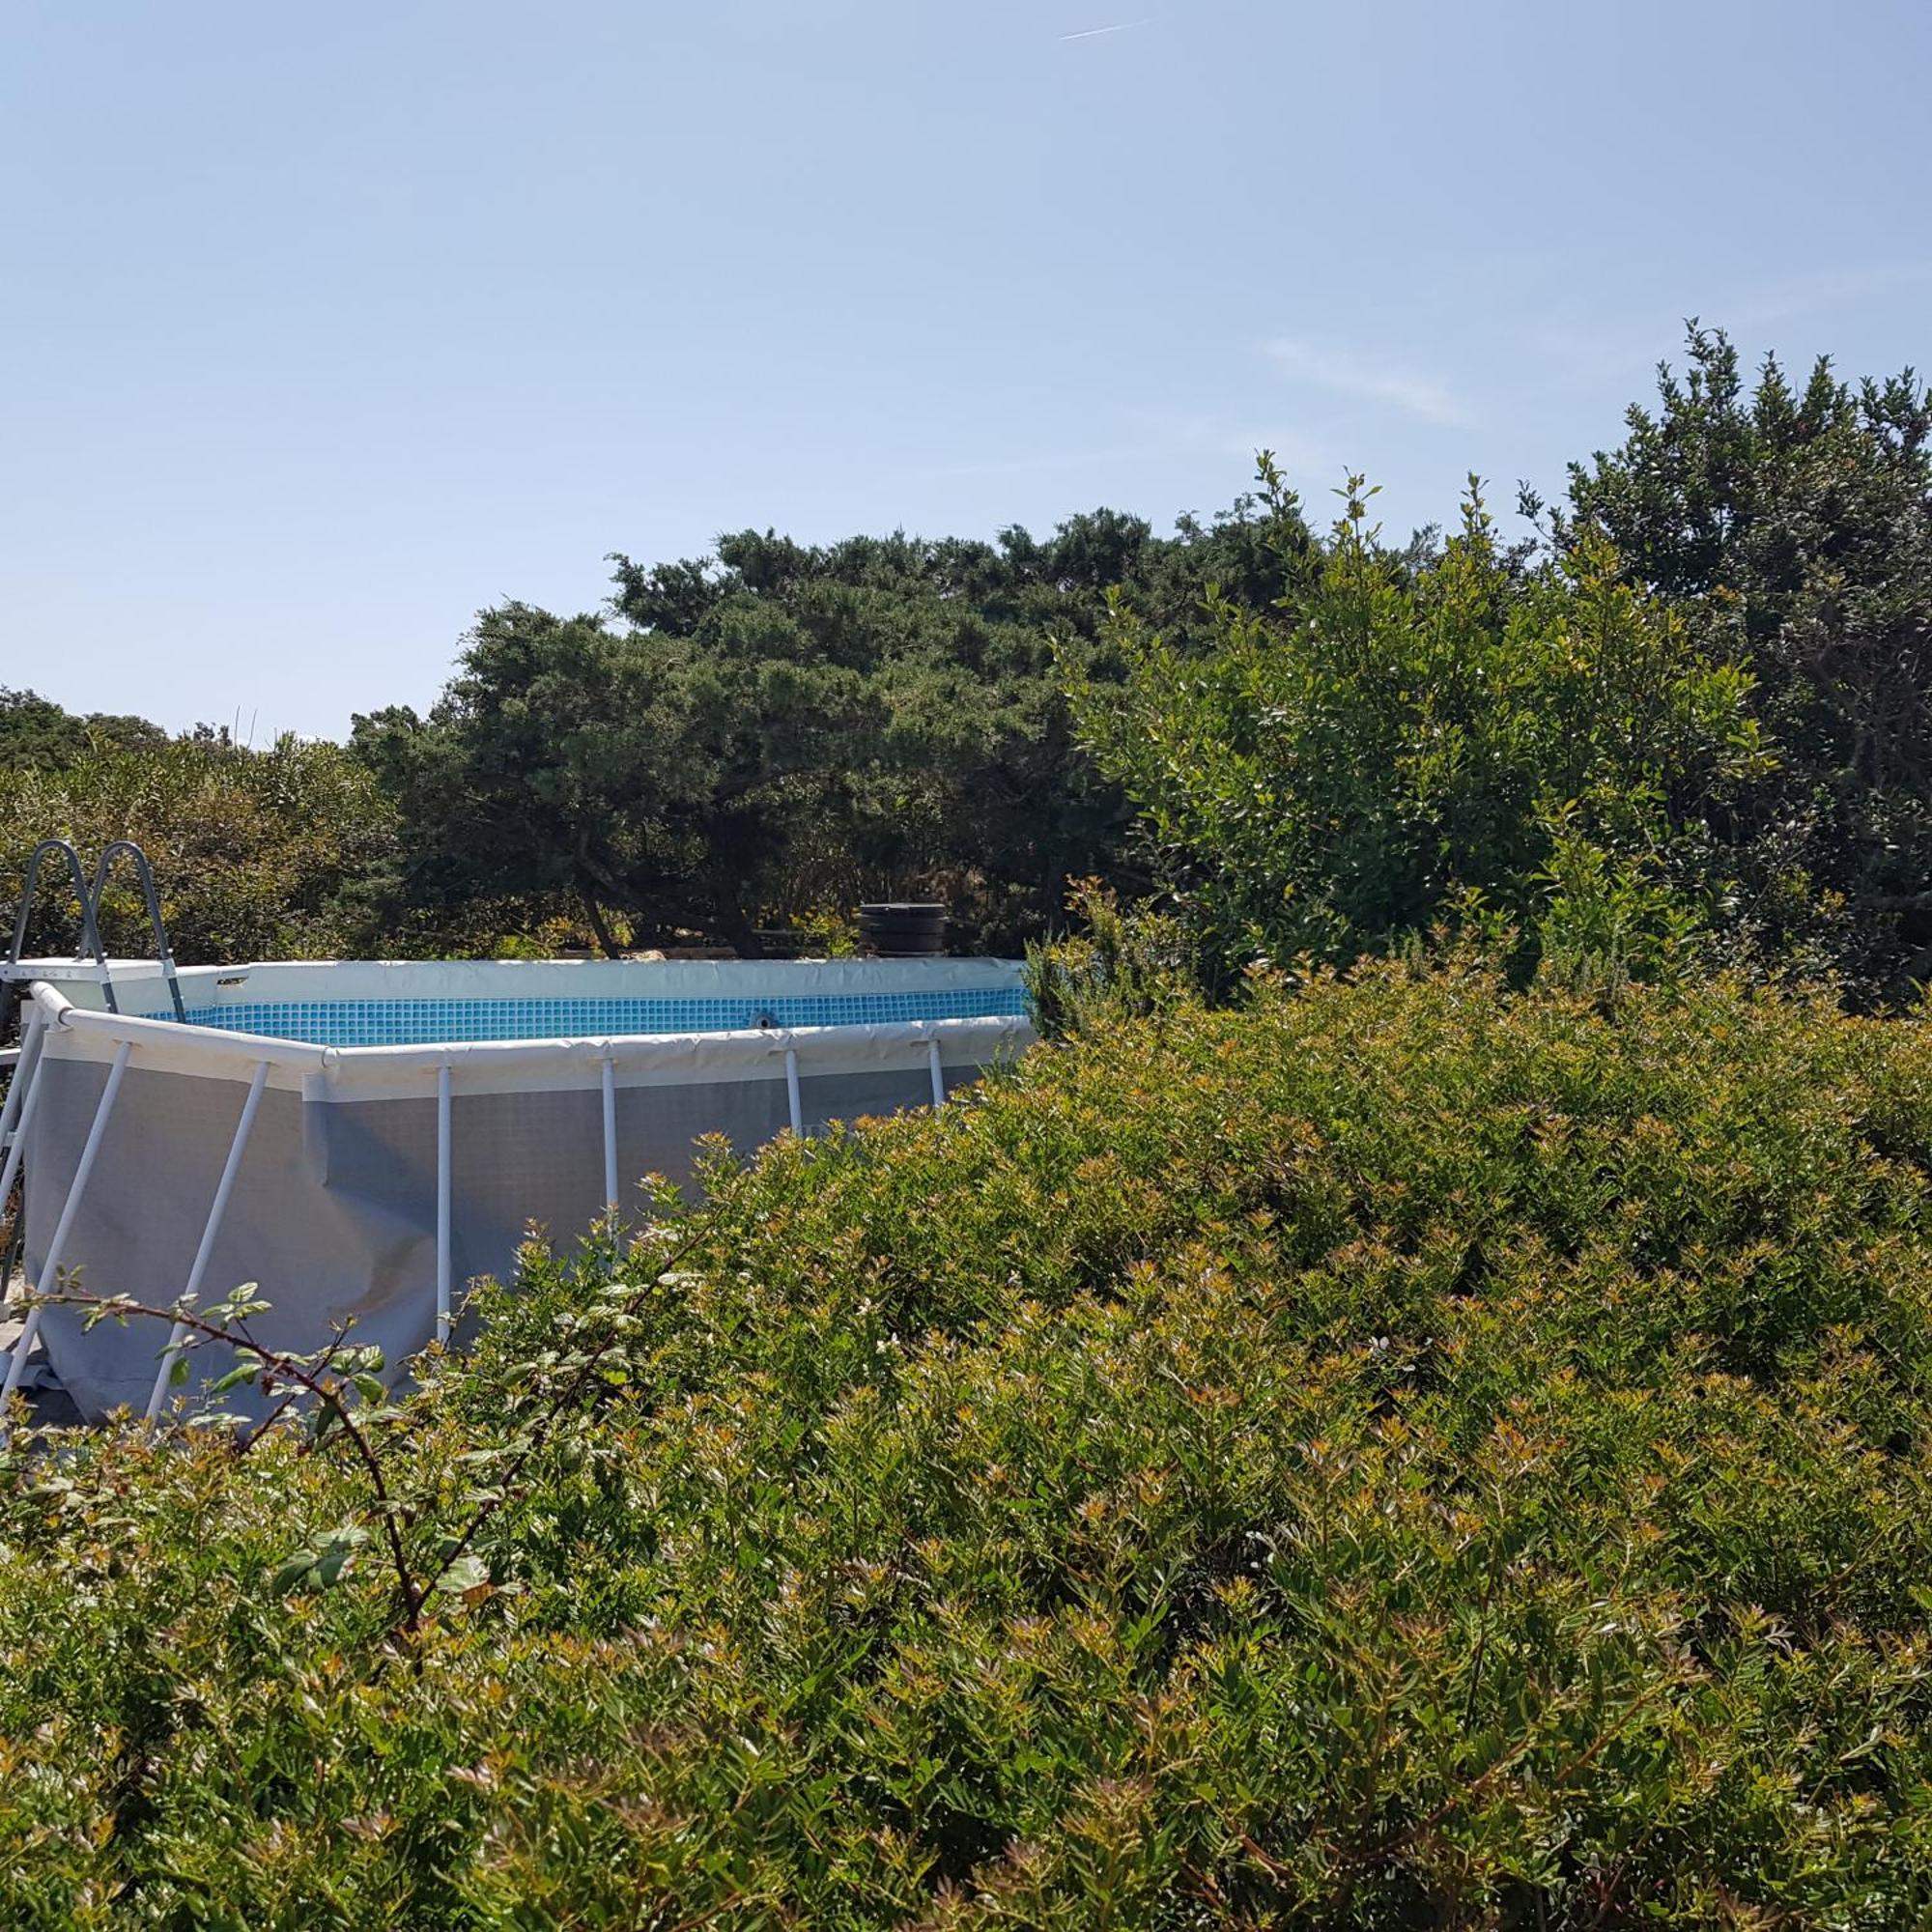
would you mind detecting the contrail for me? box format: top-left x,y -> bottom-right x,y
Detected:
1060,19 -> 1150,41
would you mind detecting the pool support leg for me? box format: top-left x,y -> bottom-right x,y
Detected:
2,1038 -> 132,1432
784,1046 -> 803,1134
145,1059 -> 270,1427
436,1064 -> 453,1346
601,1055 -> 618,1217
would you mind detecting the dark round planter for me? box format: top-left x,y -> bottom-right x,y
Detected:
859,902 -> 948,957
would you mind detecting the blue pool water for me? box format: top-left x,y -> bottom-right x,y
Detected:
145,988 -> 1031,1047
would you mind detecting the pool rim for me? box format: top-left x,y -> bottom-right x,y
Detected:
13,959 -> 1037,1101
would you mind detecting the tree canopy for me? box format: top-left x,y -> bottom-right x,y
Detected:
7,326 -> 1929,995
1556,326 -> 1932,996
351,507 -> 1286,955
0,687 -> 166,771
1073,462 -> 1772,992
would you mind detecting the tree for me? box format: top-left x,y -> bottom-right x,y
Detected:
0,688 -> 166,770
1555,326 -> 1932,997
352,606 -> 722,954
362,504 -> 1273,956
1073,465 -> 1770,990
608,518 -> 1152,947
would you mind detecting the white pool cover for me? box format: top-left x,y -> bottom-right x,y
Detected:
2,957 -> 1033,1422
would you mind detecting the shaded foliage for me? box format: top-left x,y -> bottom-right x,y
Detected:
1556,325 -> 1932,998
353,503 -> 1300,956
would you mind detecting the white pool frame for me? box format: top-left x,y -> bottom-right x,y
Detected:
0,956 -> 1034,1428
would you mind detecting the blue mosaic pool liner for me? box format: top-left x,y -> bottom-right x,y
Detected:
139,988 -> 1032,1047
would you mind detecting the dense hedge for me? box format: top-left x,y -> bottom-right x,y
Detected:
8,963 -> 1932,1923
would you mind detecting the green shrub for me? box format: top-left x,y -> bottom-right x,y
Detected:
8,964 -> 1932,1922
1023,878 -> 1197,1040
0,734 -> 396,964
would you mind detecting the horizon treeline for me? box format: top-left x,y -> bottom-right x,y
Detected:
6,327 -> 1929,1000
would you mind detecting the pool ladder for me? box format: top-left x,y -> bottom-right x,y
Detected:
5,838 -> 186,1023
1,839 -> 183,1426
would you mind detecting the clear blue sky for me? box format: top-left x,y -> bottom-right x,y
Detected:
4,0 -> 1927,739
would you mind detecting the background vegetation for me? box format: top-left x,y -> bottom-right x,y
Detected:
0,727 -> 392,964
7,329 -> 1925,1000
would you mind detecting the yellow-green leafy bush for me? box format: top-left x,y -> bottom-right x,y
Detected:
0,735 -> 394,963
7,962 -> 1932,1924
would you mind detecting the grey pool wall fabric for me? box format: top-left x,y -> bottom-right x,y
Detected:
15,957 -> 1033,1421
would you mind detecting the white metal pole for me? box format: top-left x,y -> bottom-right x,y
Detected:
2,1039 -> 132,1418
927,1038 -> 946,1112
0,1009 -> 46,1162
783,1046 -> 803,1135
145,1059 -> 269,1426
435,1063 -> 453,1345
601,1055 -> 618,1215
0,1011 -> 50,1208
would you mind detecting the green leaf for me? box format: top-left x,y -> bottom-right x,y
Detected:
436,1554 -> 490,1595
271,1553 -> 317,1596
315,1544 -> 355,1586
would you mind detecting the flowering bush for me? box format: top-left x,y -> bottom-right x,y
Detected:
7,961 -> 1932,1922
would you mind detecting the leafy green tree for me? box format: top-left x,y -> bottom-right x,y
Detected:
1074,466 -> 1771,989
609,519 -> 1154,949
355,597 -> 910,955
1555,325 -> 1932,995
0,687 -> 166,770
362,508 -> 1267,956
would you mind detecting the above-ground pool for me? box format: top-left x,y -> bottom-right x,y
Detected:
3,957 -> 1034,1421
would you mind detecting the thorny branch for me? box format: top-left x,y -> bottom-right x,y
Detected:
11,1199 -> 725,1647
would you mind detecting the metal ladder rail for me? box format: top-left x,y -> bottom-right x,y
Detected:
89,841 -> 186,1023
8,839 -> 119,1014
